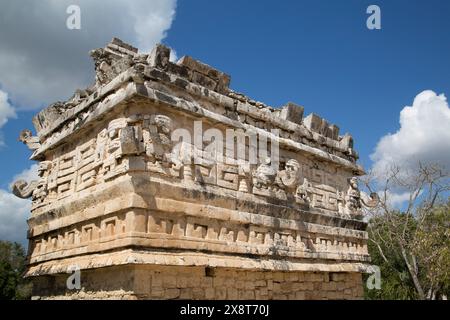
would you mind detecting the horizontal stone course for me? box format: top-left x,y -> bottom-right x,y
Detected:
33,265 -> 364,300
14,38 -> 374,300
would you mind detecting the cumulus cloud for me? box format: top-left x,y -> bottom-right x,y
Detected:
0,89 -> 17,146
371,90 -> 450,177
0,189 -> 30,246
10,164 -> 39,188
369,90 -> 450,207
0,164 -> 38,246
0,0 -> 177,246
0,90 -> 16,127
377,190 -> 411,210
0,0 -> 177,108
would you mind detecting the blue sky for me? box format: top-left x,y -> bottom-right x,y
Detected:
164,0 -> 450,169
0,0 -> 449,245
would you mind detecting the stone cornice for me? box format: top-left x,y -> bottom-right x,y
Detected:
31,77 -> 364,174
30,39 -> 361,171
26,249 -> 372,277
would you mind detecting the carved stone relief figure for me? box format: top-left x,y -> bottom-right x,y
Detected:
238,162 -> 252,193
345,177 -> 362,218
342,177 -> 378,220
295,178 -> 313,205
337,190 -> 346,215
360,191 -> 379,208
18,129 -> 41,151
90,48 -> 116,87
252,158 -> 290,199
12,161 -> 51,205
102,119 -> 127,178
146,115 -> 173,167
120,125 -> 143,156
90,45 -> 135,88
279,159 -> 301,189
95,129 -> 108,165
34,161 -> 52,203
252,158 -> 277,190
168,140 -> 194,181
106,119 -> 124,154
12,180 -> 38,199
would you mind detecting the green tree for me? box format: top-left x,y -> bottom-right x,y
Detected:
365,213 -> 419,300
0,241 -> 32,300
363,163 -> 450,300
412,201 -> 450,299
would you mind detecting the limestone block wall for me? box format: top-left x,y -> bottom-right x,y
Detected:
33,265 -> 364,300
12,38 -> 376,300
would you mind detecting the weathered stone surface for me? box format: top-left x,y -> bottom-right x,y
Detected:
280,102 -> 304,125
13,38 -> 376,300
147,44 -> 170,70
31,264 -> 364,300
19,129 -> 41,151
177,55 -> 230,94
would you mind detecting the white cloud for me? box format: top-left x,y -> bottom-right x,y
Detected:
0,90 -> 16,128
0,0 -> 177,247
0,89 -> 17,146
371,90 -> 450,177
10,164 -> 39,188
0,189 -> 30,246
0,164 -> 41,246
378,190 -> 411,210
128,0 -> 177,52
0,0 -> 177,108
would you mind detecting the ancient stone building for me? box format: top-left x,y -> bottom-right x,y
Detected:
13,38 -> 377,300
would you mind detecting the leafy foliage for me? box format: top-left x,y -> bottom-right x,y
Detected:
365,200 -> 450,300
412,201 -> 450,298
0,241 -> 31,300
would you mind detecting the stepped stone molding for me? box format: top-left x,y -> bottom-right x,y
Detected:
14,38 -> 377,300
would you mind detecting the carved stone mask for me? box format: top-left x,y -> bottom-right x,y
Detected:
286,159 -> 300,174
19,129 -> 32,143
349,177 -> 358,189
37,161 -> 51,177
155,115 -> 172,135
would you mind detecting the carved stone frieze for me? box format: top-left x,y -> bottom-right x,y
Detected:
13,38 -> 371,300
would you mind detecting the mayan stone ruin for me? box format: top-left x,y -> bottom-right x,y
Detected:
13,38 -> 378,300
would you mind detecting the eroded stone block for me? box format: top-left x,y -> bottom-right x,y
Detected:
280,102 -> 304,124
15,38 -> 371,300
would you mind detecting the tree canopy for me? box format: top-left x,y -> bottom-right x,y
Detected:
364,163 -> 449,300
0,241 -> 31,300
